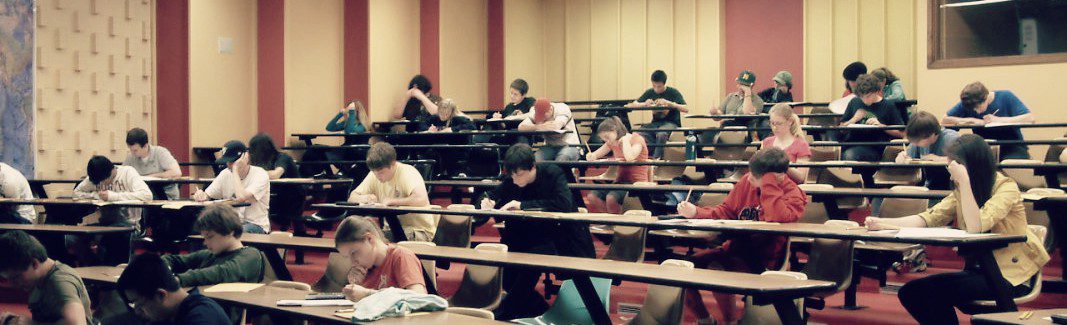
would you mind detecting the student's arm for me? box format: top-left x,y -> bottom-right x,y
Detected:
586,142 -> 613,161
347,174 -> 378,203
942,104 -> 984,125
788,156 -> 810,184
266,167 -> 284,180
240,171 -> 270,204
72,179 -> 98,200
413,90 -> 438,115
152,148 -> 182,179
33,280 -> 89,325
392,92 -> 412,120
162,250 -> 210,275
691,183 -> 743,219
383,169 -> 429,207
869,191 -> 957,229
107,172 -> 152,201
173,249 -> 264,287
325,111 -> 347,132
989,113 -> 1034,124
620,134 -> 644,162
987,92 -> 1035,124
756,173 -> 806,223
515,168 -> 573,212
516,115 -> 536,131
449,117 -> 475,132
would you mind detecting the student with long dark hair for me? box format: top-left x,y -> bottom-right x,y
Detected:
866,134 -> 1050,324
248,133 -> 306,233
392,75 -> 441,133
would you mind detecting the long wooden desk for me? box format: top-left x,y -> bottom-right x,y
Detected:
73,266 -> 504,325
27,178 -> 353,201
627,122 -> 1067,133
0,223 -> 134,235
292,130 -> 569,146
971,308 -> 1067,325
315,204 -> 1027,314
185,233 -> 835,325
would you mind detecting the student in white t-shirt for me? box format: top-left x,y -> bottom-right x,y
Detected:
193,141 -> 271,234
0,162 -> 37,224
123,128 -> 182,200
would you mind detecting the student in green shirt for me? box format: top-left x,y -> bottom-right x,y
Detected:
162,204 -> 266,287
626,70 -> 688,159
326,100 -> 371,134
0,231 -> 92,325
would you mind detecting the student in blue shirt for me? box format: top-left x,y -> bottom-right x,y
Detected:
942,81 -> 1035,159
113,253 -> 231,324
898,111 -> 960,191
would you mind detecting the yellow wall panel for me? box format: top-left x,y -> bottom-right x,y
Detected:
671,0 -> 697,120
692,0 -> 723,128
440,0 -> 488,109
589,0 -> 620,101
564,0 -> 591,101
618,0 -> 647,102
857,0 -> 886,68
189,0 -> 258,148
803,0 -> 834,102
368,0 -> 420,123
284,0 -> 344,146
542,0 -> 567,100
504,0 -> 546,98
885,0 -> 915,98
830,0 -> 858,98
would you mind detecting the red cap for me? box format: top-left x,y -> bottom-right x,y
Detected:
533,98 -> 552,123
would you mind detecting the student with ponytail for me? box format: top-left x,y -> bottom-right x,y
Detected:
761,103 -> 812,183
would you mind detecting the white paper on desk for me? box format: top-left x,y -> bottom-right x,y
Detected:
204,283 -> 264,293
96,200 -> 143,206
828,95 -> 855,114
895,227 -> 995,238
141,176 -> 162,181
277,299 -> 354,307
843,124 -> 880,128
983,122 -> 1025,128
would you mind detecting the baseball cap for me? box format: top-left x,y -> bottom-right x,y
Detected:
736,70 -> 756,86
215,140 -> 247,165
842,61 -> 867,81
773,71 -> 793,87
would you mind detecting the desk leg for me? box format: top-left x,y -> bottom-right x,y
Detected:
772,298 -> 805,325
384,215 -> 409,242
836,261 -> 866,310
974,251 -> 1017,312
1044,200 -> 1067,292
571,276 -> 611,325
30,183 -> 49,199
261,247 -> 294,281
816,196 -> 847,220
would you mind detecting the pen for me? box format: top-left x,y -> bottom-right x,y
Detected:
684,189 -> 694,203
336,308 -> 354,313
1018,310 -> 1033,320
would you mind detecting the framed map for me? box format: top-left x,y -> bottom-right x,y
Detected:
0,0 -> 34,176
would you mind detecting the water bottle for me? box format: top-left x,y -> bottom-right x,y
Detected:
685,133 -> 697,160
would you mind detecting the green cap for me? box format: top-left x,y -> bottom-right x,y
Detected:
773,71 -> 793,87
736,70 -> 756,86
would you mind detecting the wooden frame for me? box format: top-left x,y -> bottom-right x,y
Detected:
927,0 -> 1067,69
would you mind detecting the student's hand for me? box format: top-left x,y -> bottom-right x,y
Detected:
961,117 -> 985,125
192,189 -> 208,202
342,284 -> 376,302
654,98 -> 671,107
98,190 -> 110,201
895,151 -> 909,163
492,112 -> 502,119
864,217 -> 901,230
440,127 -> 452,133
586,152 -> 598,161
946,160 -> 970,184
349,193 -> 377,204
426,125 -> 438,132
983,114 -> 1001,123
677,201 -> 698,218
739,84 -> 753,96
480,197 -> 496,210
499,200 -> 522,211
379,197 -> 397,206
708,107 -> 722,116
866,117 -> 883,125
922,154 -> 946,162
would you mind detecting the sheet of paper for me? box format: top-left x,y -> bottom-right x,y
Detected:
828,95 -> 855,114
141,176 -> 163,181
277,299 -> 354,307
984,122 -> 1024,128
203,283 -> 264,293
895,227 -> 995,238
843,124 -> 880,128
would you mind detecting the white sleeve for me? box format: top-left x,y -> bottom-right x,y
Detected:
245,169 -> 270,202
108,168 -> 153,201
205,170 -> 228,199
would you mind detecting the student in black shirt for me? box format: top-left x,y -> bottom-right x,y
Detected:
758,70 -> 794,104
480,144 -> 595,320
419,99 -> 475,177
116,253 -> 230,324
840,74 -> 904,161
392,74 -> 441,132
497,79 -> 536,119
249,133 -> 306,233
626,70 -> 688,159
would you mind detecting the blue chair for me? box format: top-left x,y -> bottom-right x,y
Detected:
514,277 -> 612,325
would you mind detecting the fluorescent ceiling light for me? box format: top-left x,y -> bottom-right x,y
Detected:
940,0 -> 1012,8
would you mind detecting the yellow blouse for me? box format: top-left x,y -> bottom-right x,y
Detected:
918,174 -> 1050,286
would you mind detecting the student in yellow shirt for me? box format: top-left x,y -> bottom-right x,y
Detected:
866,134 -> 1049,324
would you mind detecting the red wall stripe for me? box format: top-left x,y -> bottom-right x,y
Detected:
420,0 -> 440,91
156,0 -> 190,162
724,0 -> 804,101
487,0 -> 504,109
257,0 -> 285,142
344,0 -> 370,109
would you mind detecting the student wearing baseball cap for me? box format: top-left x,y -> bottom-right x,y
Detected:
758,70 -> 794,104
192,140 -> 272,234
705,70 -> 766,144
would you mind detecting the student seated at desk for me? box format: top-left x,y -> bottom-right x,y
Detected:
326,100 -> 371,134
585,117 -> 650,214
419,98 -> 475,178
480,144 -> 595,320
124,127 -> 182,200
71,155 -> 153,265
495,78 -> 535,120
518,98 -> 581,162
758,71 -> 794,104
392,75 -> 441,133
164,205 -> 266,287
675,148 -> 806,325
193,140 -> 271,234
114,253 -> 230,324
0,231 -> 93,325
762,104 -> 812,183
334,216 -> 426,302
249,133 -> 306,233
897,111 -> 959,190
347,142 -> 437,242
626,70 -> 688,159
0,162 -> 37,224
839,74 -> 905,161
943,81 -> 1035,160
704,70 -> 765,144
866,134 -> 1050,324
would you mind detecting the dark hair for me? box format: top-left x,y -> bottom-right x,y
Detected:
905,111 -> 942,141
248,133 -> 280,169
118,253 -> 180,298
194,205 -> 244,238
842,61 -> 867,81
960,81 -> 989,110
651,70 -> 667,84
596,116 -> 628,139
335,216 -> 387,246
871,67 -> 899,85
748,148 -> 790,177
408,75 -> 433,93
125,128 -> 149,146
853,74 -> 881,96
503,143 -> 536,172
947,134 -> 999,208
0,231 -> 48,273
366,142 -> 397,170
87,155 -> 115,184
510,79 -> 529,96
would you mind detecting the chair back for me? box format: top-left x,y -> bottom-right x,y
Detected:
801,220 -> 857,295
445,307 -> 495,320
525,278 -> 612,325
964,225 -> 1047,310
433,205 -> 474,248
448,243 -> 507,310
876,186 -> 930,218
396,241 -> 438,289
711,127 -> 750,161
628,260 -> 693,325
603,212 -> 653,263
817,161 -> 866,209
1023,188 -> 1063,252
1001,159 -> 1047,191
740,271 -> 808,325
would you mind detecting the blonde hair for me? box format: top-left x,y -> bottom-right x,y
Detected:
769,103 -> 805,139
438,98 -> 458,127
348,100 -> 372,131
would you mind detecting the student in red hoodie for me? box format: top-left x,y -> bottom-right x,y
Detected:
676,147 -> 807,325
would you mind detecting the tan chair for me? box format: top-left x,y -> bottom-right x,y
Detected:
627,259 -> 693,325
396,241 -> 438,290
447,243 -> 507,310
1001,159 -> 1047,191
1043,137 -> 1067,186
313,253 -> 352,293
798,184 -> 832,224
817,161 -> 866,209
268,231 -> 294,261
602,211 -> 654,263
269,281 -> 312,292
445,307 -> 495,320
739,271 -> 807,325
806,106 -> 838,127
801,220 -> 857,309
433,204 -> 473,248
653,143 -> 688,182
711,127 -> 750,162
873,140 -> 922,186
806,142 -> 842,183
679,158 -> 715,184
1023,188 -> 1063,252
962,225 -> 1047,312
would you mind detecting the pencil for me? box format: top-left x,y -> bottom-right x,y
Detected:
684,189 -> 693,203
